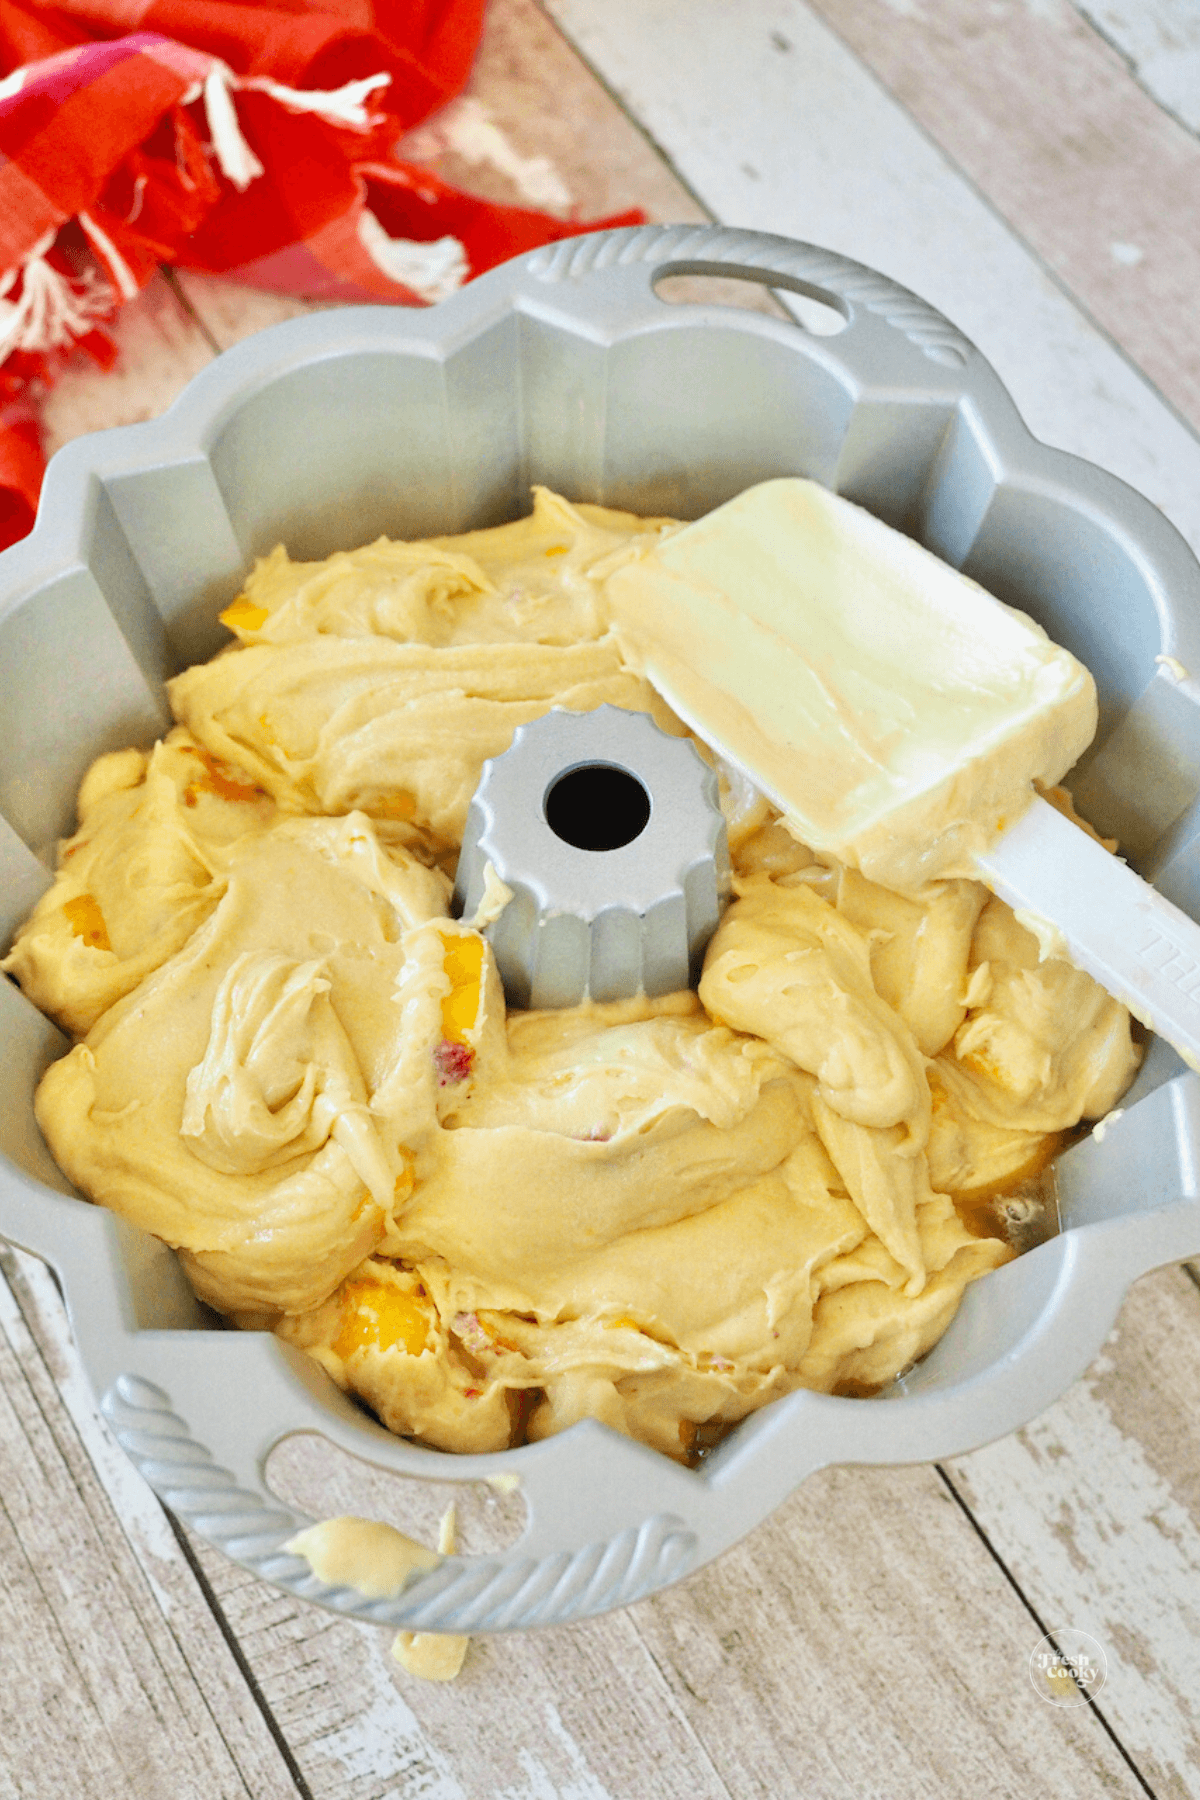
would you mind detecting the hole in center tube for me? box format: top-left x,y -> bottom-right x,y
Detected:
544,763 -> 651,852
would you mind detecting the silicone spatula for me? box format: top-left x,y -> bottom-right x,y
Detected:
604,476 -> 1200,1067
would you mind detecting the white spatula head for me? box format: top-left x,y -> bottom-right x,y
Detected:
604,477 -> 1097,894
604,476 -> 1200,1064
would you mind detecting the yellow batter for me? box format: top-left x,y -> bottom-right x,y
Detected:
4,488 -> 1141,1462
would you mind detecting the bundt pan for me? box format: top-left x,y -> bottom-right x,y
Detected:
3,224 -> 1200,1635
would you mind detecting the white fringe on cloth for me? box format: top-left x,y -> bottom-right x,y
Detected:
79,211 -> 140,300
357,210 -> 467,303
183,62 -> 393,191
0,229 -> 116,360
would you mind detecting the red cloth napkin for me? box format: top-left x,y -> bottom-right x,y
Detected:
0,1 -> 640,548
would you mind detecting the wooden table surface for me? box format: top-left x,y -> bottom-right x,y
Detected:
6,3 -> 1200,1795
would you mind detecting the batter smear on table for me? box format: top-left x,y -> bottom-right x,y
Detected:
4,488 -> 1140,1461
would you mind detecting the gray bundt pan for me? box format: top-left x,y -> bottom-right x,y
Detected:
3,224 -> 1200,1634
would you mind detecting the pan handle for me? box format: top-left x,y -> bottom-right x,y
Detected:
517,222 -> 976,375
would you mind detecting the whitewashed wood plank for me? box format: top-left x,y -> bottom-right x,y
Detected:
946,1263 -> 1200,1798
541,0 -> 1200,565
0,1248 -> 304,1800
808,0 -> 1200,436
634,1467 -> 1153,1800
1073,0 -> 1200,133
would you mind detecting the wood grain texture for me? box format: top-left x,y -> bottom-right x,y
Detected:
947,1264 -> 1200,1800
808,0 -> 1200,434
1074,0 -> 1200,133
633,1461 -> 1150,1800
0,1250 -> 302,1800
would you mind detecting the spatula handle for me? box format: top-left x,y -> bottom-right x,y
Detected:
977,795 -> 1200,1067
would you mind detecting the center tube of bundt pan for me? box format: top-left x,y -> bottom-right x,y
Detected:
453,705 -> 730,1008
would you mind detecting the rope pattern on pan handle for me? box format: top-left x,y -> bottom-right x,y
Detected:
102,1373 -> 698,1632
525,223 -> 972,367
